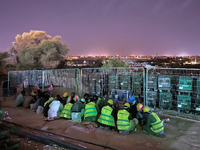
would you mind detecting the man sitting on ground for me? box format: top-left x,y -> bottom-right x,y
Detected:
142,106 -> 166,138
16,91 -> 26,107
71,98 -> 85,122
117,103 -> 138,135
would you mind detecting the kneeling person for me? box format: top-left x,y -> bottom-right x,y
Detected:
84,99 -> 98,122
98,99 -> 116,130
60,99 -> 75,119
71,98 -> 85,122
117,103 -> 138,135
143,106 -> 166,138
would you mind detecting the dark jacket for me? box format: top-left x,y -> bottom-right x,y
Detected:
71,101 -> 85,112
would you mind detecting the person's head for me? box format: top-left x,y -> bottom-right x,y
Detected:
40,92 -> 45,98
45,93 -> 50,100
80,98 -> 86,104
71,92 -> 75,97
21,91 -> 26,96
37,90 -> 41,94
107,99 -> 113,107
63,92 -> 68,98
124,102 -> 130,111
84,93 -> 89,99
136,103 -> 143,112
56,95 -> 61,98
92,95 -> 98,103
128,96 -> 135,105
143,106 -> 151,113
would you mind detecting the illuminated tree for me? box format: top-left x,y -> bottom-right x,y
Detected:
101,58 -> 129,68
13,30 -> 70,69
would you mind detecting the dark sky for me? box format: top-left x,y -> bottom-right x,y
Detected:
0,0 -> 200,56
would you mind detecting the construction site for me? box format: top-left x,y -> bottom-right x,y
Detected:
1,67 -> 200,150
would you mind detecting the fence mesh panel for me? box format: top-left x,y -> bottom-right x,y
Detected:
81,67 -> 145,102
8,67 -> 200,116
8,69 -> 81,96
146,68 -> 200,114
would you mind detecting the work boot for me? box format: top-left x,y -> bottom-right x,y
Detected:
157,134 -> 166,138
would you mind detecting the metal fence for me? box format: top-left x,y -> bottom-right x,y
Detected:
8,69 -> 81,96
146,68 -> 200,114
81,67 -> 145,103
7,67 -> 200,115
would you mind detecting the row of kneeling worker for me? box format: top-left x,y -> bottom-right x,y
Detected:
15,91 -> 166,138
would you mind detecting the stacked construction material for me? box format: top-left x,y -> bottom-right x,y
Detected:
177,76 -> 192,113
146,74 -> 158,107
195,79 -> 200,114
158,75 -> 172,110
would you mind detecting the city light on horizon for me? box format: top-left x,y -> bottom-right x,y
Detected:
1,1 -> 200,56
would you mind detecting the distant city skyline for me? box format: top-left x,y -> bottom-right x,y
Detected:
1,0 -> 200,56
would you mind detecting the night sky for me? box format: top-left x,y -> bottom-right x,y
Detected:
0,0 -> 200,56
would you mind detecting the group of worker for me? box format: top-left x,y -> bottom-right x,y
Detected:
14,90 -> 165,138
59,92 -> 165,138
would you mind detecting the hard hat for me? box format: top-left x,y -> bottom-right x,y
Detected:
81,98 -> 86,103
31,92 -> 35,96
143,106 -> 150,113
108,99 -> 114,105
124,103 -> 130,108
136,103 -> 143,111
63,92 -> 68,97
128,96 -> 135,103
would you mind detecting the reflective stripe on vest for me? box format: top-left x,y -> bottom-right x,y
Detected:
84,102 -> 97,119
150,112 -> 164,133
98,105 -> 115,127
117,109 -> 131,130
70,95 -> 78,102
60,103 -> 73,119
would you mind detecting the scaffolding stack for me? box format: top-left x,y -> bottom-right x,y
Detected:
195,79 -> 200,114
158,75 -> 172,110
147,74 -> 157,107
132,72 -> 143,100
177,76 -> 193,113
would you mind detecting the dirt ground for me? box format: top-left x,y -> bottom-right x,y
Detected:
1,84 -> 200,150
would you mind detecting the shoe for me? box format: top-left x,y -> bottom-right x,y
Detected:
157,134 -> 166,138
99,126 -> 104,129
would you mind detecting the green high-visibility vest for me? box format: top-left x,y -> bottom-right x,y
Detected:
60,103 -> 73,119
117,109 -> 131,130
84,102 -> 97,119
150,112 -> 164,133
98,105 -> 115,127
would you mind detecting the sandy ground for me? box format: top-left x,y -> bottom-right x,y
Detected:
1,85 -> 200,150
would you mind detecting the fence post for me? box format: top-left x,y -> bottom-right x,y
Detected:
7,71 -> 10,96
145,68 -> 148,106
42,70 -> 44,92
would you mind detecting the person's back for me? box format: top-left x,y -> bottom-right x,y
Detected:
16,91 -> 25,107
23,96 -> 35,108
84,101 -> 97,122
71,101 -> 85,112
48,100 -> 62,118
128,96 -> 138,118
35,93 -> 46,111
71,99 -> 85,122
43,97 -> 54,117
117,103 -> 138,135
142,107 -> 165,138
98,99 -> 116,130
60,100 -> 74,119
